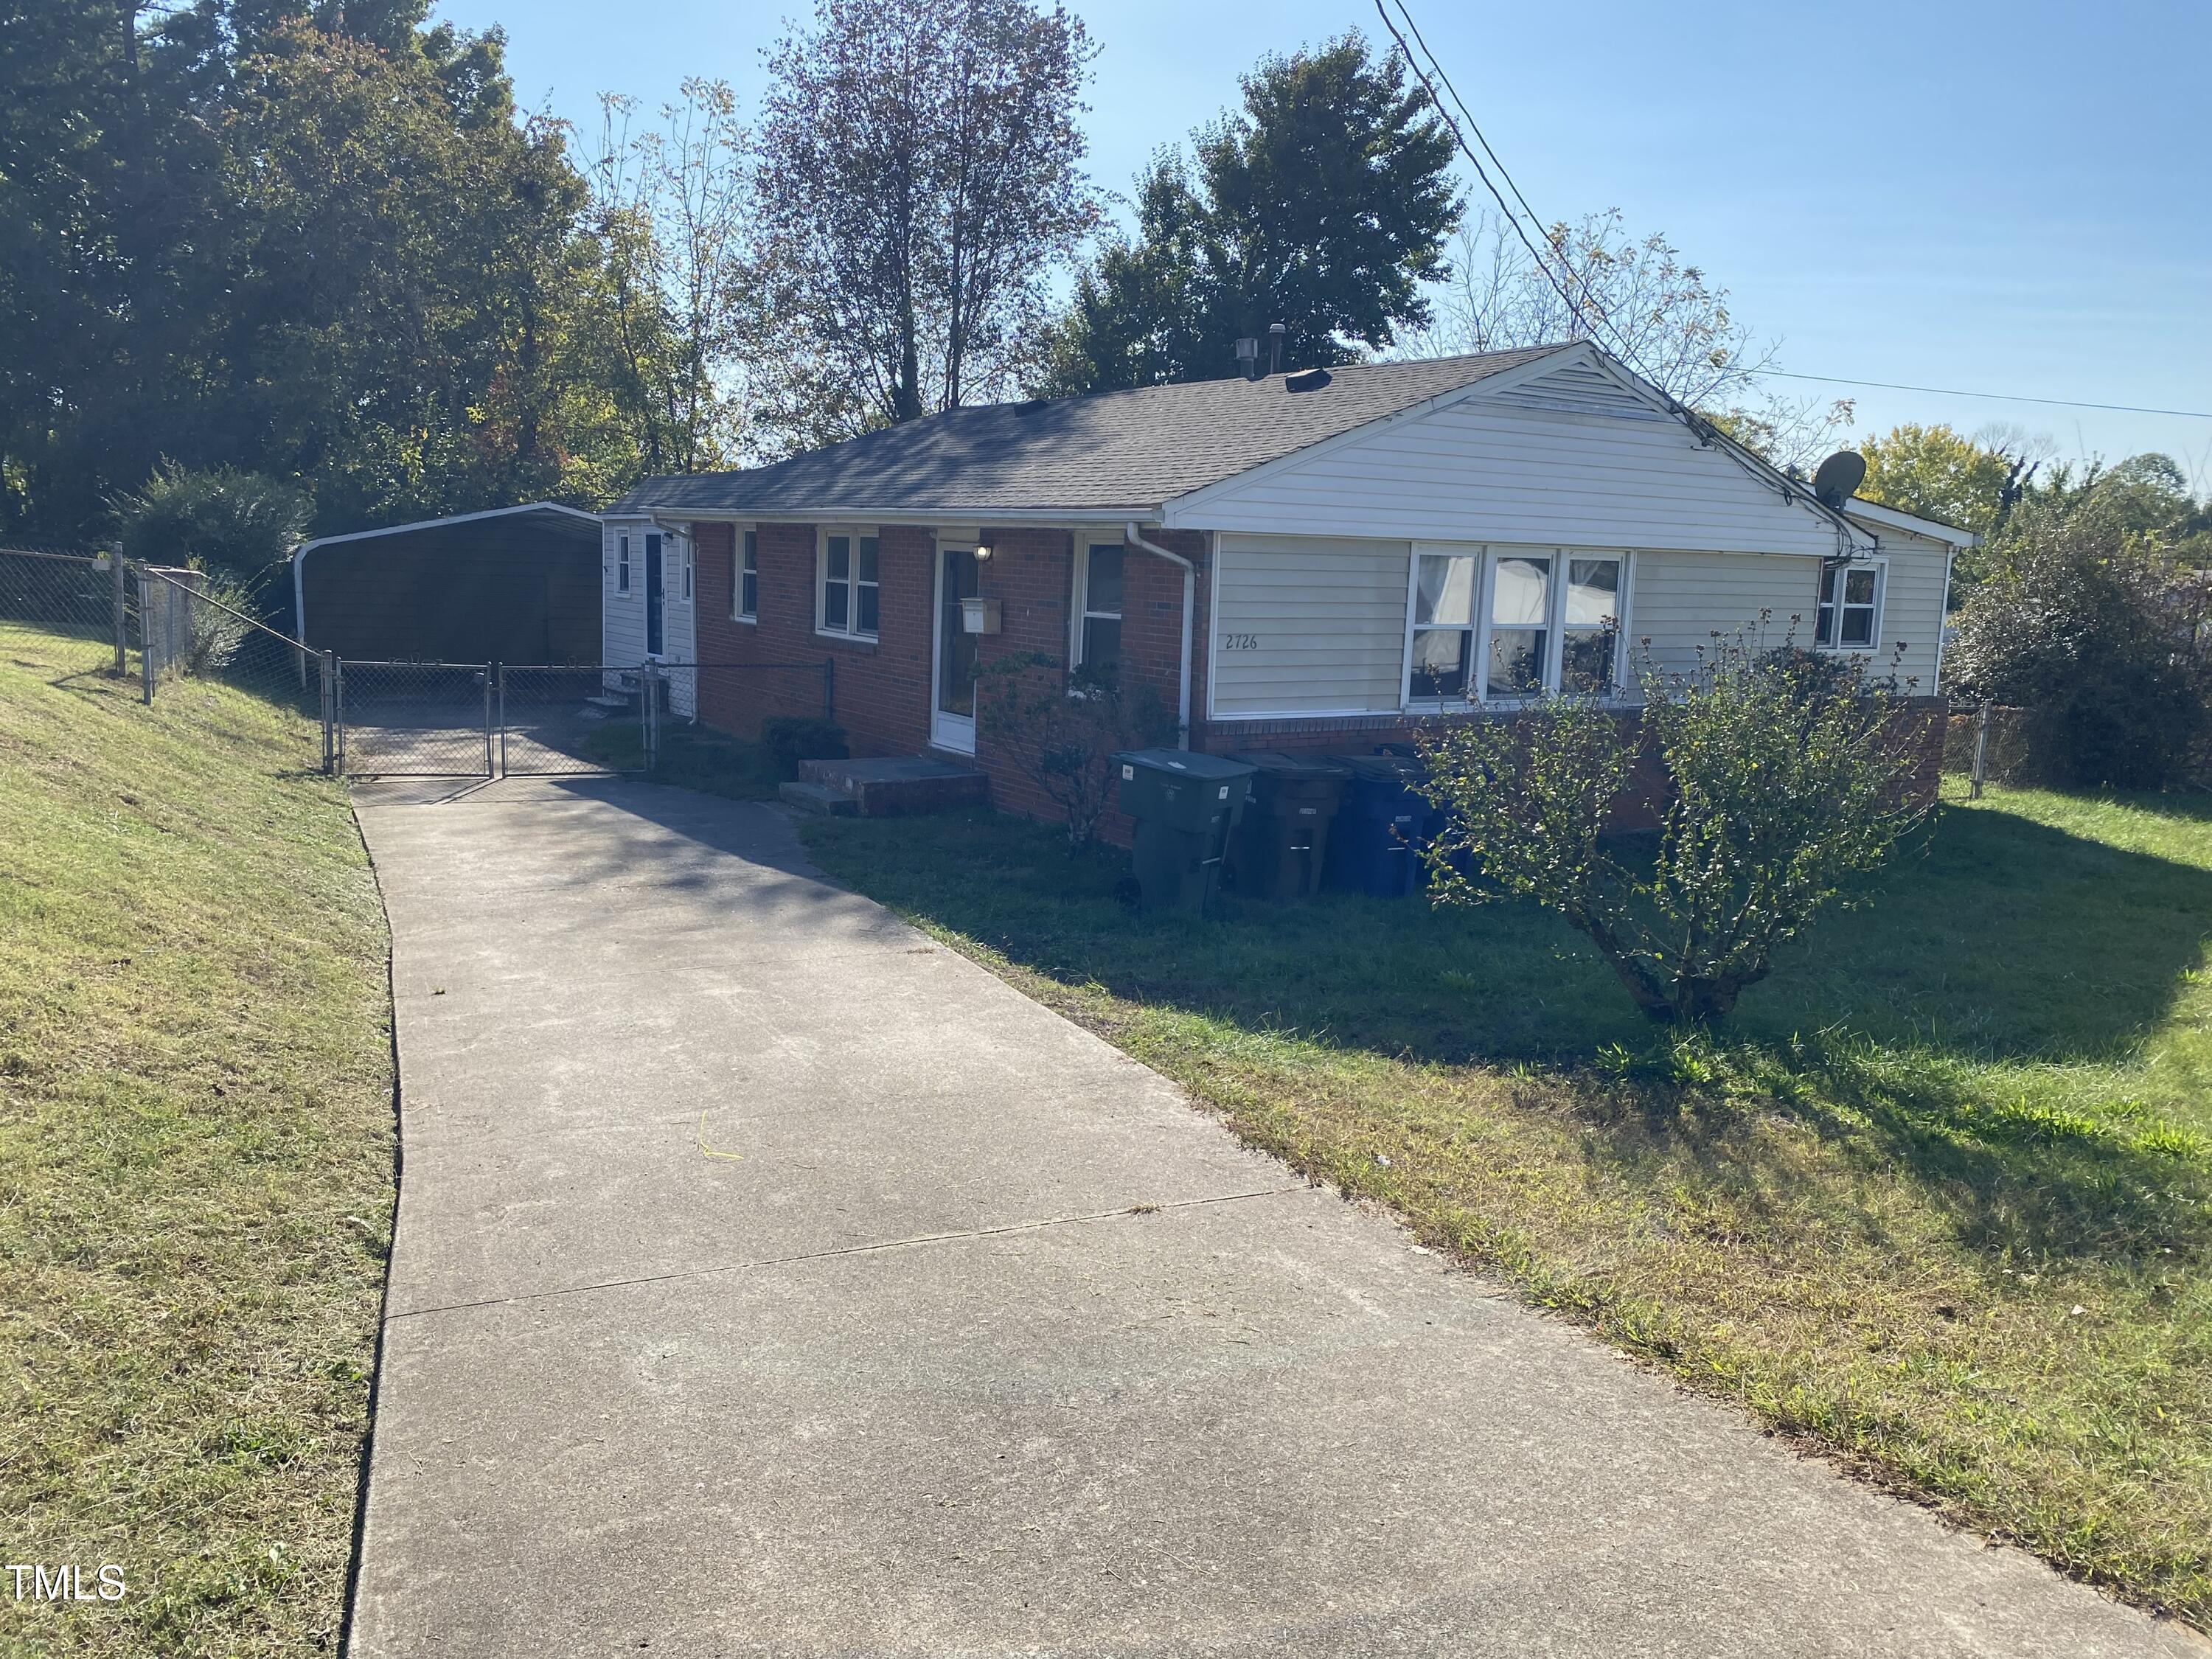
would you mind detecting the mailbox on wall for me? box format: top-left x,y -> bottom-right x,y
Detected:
960,596 -> 1002,635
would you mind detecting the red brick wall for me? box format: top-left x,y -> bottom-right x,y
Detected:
689,521 -> 933,754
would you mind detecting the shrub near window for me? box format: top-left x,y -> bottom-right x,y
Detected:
976,653 -> 1178,851
1416,625 -> 1932,1024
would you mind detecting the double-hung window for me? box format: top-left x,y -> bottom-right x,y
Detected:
819,529 -> 880,639
1409,552 -> 1479,699
1817,560 -> 1882,649
616,534 -> 631,594
735,529 -> 758,622
682,538 -> 695,603
1073,541 -> 1124,678
1408,547 -> 1628,705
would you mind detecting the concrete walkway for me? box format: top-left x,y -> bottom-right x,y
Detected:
347,778 -> 2194,1658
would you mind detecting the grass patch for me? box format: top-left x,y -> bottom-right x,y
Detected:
800,782 -> 2212,1628
578,717 -> 782,801
0,623 -> 394,1655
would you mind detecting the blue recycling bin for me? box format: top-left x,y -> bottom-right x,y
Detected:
1321,752 -> 1435,897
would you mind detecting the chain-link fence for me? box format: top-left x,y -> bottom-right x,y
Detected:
1,548 -> 329,771
3,552 -> 841,790
498,665 -> 636,776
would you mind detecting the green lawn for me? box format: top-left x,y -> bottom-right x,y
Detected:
801,785 -> 2212,1629
0,623 -> 395,1655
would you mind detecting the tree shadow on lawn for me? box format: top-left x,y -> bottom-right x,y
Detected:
813,801 -> 2212,1072
801,799 -> 2212,1267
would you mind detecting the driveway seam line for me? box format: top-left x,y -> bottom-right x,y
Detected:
382,1182 -> 1311,1326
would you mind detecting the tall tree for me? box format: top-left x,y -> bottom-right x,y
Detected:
588,80 -> 756,476
0,0 -> 632,541
1859,422 -> 2041,543
1035,32 -> 1461,395
753,0 -> 1099,447
1419,209 -> 1767,408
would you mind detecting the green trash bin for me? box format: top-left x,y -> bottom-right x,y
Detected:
1113,749 -> 1255,914
1225,751 -> 1351,899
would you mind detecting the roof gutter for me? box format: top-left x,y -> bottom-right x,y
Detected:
1127,521 -> 1194,749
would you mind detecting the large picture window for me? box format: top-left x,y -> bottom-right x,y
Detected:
1407,547 -> 1627,705
1073,541 -> 1123,676
1817,560 -> 1882,649
819,529 -> 880,639
736,529 -> 758,622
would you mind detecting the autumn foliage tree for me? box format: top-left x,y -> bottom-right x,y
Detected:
752,0 -> 1100,447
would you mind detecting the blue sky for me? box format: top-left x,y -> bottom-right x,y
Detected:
438,0 -> 2212,481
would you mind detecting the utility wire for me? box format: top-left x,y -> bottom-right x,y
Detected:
1379,0 -> 2208,432
1371,0 -> 1613,364
1754,368 -> 2212,422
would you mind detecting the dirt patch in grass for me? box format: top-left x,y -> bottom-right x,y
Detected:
800,785 -> 2212,1630
0,626 -> 394,1655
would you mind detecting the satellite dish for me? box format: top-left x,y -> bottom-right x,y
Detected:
1812,450 -> 1867,510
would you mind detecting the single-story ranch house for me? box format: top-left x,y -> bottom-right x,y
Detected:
601,341 -> 1974,822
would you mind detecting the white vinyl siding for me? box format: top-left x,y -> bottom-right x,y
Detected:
600,518 -> 695,713
1174,362 -> 1846,558
1860,526 -> 1948,692
1627,551 -> 1828,683
602,520 -> 647,667
1211,535 -> 1410,717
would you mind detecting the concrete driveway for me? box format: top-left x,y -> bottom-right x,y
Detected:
346,778 -> 2194,1658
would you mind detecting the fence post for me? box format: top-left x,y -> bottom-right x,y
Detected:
138,568 -> 155,704
335,659 -> 347,773
644,663 -> 660,772
320,651 -> 337,775
108,552 -> 126,677
823,655 -> 835,721
1970,700 -> 1991,800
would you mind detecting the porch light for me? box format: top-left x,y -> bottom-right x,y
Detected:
974,540 -> 992,562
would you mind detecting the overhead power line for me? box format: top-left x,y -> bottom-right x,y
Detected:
1377,0 -> 2209,434
1371,0 -> 1635,380
1754,369 -> 2212,422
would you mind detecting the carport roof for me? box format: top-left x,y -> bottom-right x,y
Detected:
607,345 -> 1572,520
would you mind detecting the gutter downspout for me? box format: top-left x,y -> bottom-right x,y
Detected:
1126,521 -> 1193,749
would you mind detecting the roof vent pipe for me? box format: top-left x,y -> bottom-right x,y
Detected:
1234,337 -> 1262,380
1268,322 -> 1286,377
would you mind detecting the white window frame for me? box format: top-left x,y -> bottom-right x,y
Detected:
616,532 -> 631,595
1402,545 -> 1633,709
816,525 -> 880,641
1069,538 -> 1124,675
681,537 -> 695,604
734,526 -> 758,623
1815,556 -> 1886,653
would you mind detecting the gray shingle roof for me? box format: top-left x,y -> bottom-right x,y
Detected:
608,345 -> 1570,518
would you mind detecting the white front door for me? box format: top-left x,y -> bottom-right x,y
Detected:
931,538 -> 978,754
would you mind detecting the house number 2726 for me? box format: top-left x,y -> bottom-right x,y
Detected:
1221,633 -> 1262,651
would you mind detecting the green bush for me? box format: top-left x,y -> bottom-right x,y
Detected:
1416,626 -> 1932,1025
759,716 -> 848,778
1948,501 -> 2206,789
117,464 -> 310,592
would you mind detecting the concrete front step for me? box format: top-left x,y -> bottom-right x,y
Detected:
796,755 -> 988,817
778,779 -> 859,816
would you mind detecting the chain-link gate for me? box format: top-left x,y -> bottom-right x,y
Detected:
327,657 -> 832,781
498,664 -> 647,776
335,661 -> 494,777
